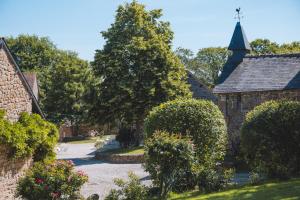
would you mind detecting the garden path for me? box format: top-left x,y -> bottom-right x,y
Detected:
56,139 -> 150,200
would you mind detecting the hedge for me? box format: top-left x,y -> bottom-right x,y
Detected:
241,100 -> 300,178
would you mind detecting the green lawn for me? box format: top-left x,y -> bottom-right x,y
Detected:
65,137 -> 100,144
102,146 -> 144,155
169,179 -> 300,200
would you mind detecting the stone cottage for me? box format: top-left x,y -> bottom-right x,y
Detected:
213,22 -> 300,152
0,37 -> 44,199
0,37 -> 43,121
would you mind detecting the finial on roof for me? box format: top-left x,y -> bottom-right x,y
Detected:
228,15 -> 251,52
235,7 -> 242,22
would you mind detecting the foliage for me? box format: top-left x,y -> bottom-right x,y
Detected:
241,100 -> 300,178
6,35 -> 93,124
43,50 -> 94,124
249,171 -> 262,185
17,160 -> 88,200
250,39 -> 300,55
116,127 -> 136,148
196,167 -> 235,193
144,131 -> 195,198
104,172 -> 149,200
91,1 -> 192,143
144,99 -> 227,166
0,110 -> 58,162
175,47 -> 230,86
169,178 -> 300,200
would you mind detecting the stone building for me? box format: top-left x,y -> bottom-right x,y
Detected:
213,22 -> 300,152
0,37 -> 44,199
0,37 -> 43,121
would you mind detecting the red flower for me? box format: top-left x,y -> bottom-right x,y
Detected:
35,178 -> 44,184
44,185 -> 49,190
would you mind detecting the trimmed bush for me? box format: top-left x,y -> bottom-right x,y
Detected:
0,111 -> 58,162
144,131 -> 195,198
17,160 -> 88,200
241,100 -> 300,178
144,99 -> 227,165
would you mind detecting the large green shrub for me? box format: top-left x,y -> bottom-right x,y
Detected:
17,160 -> 88,200
241,100 -> 300,178
0,111 -> 58,162
144,131 -> 195,199
144,99 -> 227,165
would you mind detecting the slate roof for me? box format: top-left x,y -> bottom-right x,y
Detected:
23,72 -> 39,100
187,71 -> 217,102
228,22 -> 251,52
0,38 -> 45,118
213,54 -> 300,93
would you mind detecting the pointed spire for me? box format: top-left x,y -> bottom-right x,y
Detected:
228,22 -> 251,52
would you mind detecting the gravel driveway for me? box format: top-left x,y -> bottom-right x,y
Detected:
56,142 -> 150,200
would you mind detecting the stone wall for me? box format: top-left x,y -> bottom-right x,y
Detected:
0,47 -> 32,121
216,89 -> 300,153
0,145 -> 32,200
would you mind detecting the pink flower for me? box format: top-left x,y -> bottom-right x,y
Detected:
67,160 -> 74,166
35,178 -> 44,184
67,175 -> 72,182
77,170 -> 86,176
51,192 -> 61,199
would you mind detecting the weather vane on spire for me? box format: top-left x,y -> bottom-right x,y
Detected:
235,7 -> 243,22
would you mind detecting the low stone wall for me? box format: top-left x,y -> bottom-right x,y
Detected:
0,145 -> 32,200
95,152 -> 144,164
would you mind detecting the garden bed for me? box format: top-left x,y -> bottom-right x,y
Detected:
95,147 -> 144,163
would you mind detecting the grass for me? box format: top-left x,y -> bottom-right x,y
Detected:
169,178 -> 300,200
64,137 -> 100,144
102,146 -> 144,155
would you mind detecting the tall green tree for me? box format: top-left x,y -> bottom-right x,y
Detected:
91,1 -> 191,144
44,51 -> 93,124
250,39 -> 300,55
175,47 -> 230,86
6,35 -> 93,124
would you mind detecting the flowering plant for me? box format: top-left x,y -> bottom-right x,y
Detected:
17,160 -> 88,200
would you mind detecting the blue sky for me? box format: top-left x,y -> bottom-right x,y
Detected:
1,0 -> 300,61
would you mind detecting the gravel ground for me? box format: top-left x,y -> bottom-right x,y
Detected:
56,142 -> 150,200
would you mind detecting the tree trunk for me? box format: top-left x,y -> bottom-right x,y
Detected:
134,119 -> 143,146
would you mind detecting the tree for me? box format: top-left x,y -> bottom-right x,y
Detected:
6,35 -> 93,124
43,51 -> 93,125
175,47 -> 230,86
91,1 -> 191,144
250,39 -> 300,55
6,35 -> 56,72
250,39 -> 279,55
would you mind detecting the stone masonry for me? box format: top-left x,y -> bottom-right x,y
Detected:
0,41 -> 34,200
216,89 -> 300,153
0,47 -> 32,121
0,146 -> 32,200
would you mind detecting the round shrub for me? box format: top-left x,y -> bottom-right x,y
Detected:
241,100 -> 300,178
144,99 -> 227,165
143,131 -> 195,198
17,160 -> 88,200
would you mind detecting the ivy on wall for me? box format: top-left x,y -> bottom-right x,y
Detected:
0,110 -> 58,162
